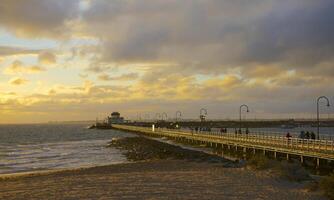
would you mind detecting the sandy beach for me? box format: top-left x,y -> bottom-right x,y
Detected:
0,160 -> 325,200
0,136 -> 327,200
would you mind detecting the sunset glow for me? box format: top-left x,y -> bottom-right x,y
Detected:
0,0 -> 333,123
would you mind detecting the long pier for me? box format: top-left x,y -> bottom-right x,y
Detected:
112,124 -> 334,167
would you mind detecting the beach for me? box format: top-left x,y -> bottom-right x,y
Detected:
0,160 -> 325,200
0,136 -> 326,200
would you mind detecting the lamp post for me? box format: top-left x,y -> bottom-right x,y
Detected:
317,96 -> 330,140
239,104 -> 249,132
175,111 -> 182,122
162,112 -> 168,121
200,108 -> 207,122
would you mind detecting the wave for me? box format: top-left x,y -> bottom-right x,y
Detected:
0,139 -> 127,174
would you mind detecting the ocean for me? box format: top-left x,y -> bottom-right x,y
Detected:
0,124 -> 134,175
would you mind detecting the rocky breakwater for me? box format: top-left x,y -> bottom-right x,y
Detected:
108,136 -> 238,167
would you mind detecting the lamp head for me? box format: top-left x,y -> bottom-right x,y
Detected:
247,109 -> 249,113
327,103 -> 330,107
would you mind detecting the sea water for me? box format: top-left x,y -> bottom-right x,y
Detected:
0,124 -> 134,174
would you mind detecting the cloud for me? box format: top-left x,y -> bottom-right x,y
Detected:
38,52 -> 56,64
86,61 -> 114,73
239,1 -> 334,66
203,75 -> 242,89
98,73 -> 138,81
80,0 -> 334,79
0,0 -> 80,38
0,45 -> 40,56
8,77 -> 29,85
1,0 -> 334,122
78,73 -> 88,78
4,60 -> 45,74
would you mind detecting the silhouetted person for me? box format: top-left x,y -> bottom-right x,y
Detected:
286,132 -> 292,144
299,131 -> 305,139
245,128 -> 249,135
305,131 -> 310,139
310,132 -> 316,140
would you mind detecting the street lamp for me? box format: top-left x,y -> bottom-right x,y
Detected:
200,108 -> 207,122
239,104 -> 249,132
175,111 -> 182,122
317,96 -> 330,140
162,112 -> 168,121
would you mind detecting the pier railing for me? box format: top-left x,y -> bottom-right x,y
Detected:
179,128 -> 334,141
113,125 -> 334,161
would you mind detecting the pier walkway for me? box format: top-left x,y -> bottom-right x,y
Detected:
112,125 -> 334,165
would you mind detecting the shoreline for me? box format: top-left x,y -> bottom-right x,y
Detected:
0,135 -> 329,199
0,161 -> 131,179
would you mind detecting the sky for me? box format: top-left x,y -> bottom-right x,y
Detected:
0,0 -> 333,123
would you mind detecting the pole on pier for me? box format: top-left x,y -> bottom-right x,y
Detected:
175,111 -> 182,122
316,96 -> 330,140
200,108 -> 207,122
239,104 -> 249,132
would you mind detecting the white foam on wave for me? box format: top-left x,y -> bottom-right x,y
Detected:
0,139 -> 127,174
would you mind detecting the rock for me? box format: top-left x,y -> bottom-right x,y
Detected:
108,136 -> 236,167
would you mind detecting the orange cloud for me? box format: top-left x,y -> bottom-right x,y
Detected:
4,60 -> 45,74
8,77 -> 29,85
38,52 -> 56,64
203,75 -> 242,89
98,73 -> 138,81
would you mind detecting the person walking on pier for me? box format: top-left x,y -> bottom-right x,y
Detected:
286,132 -> 292,145
299,131 -> 305,139
310,132 -> 316,140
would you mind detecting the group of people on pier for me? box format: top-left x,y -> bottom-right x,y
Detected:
234,128 -> 249,135
298,131 -> 316,140
286,131 -> 316,140
193,127 -> 212,132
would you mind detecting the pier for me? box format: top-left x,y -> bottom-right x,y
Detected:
112,124 -> 334,167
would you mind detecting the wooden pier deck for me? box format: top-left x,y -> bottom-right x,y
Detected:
112,125 -> 334,165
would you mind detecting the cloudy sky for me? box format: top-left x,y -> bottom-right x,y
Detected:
0,0 -> 333,123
